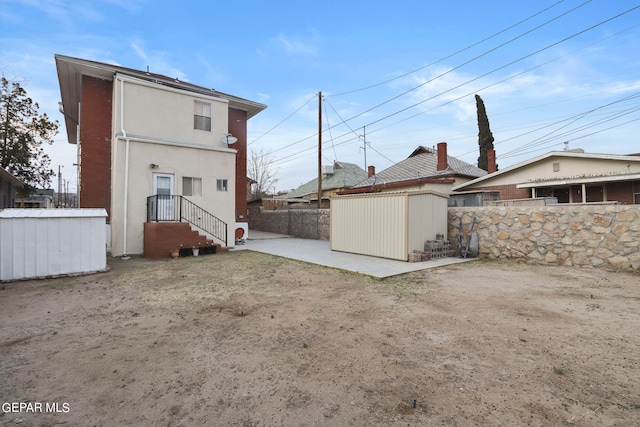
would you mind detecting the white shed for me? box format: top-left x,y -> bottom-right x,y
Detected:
0,209 -> 108,281
330,190 -> 449,261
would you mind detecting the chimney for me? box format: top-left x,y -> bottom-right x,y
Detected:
368,165 -> 375,178
436,142 -> 448,171
487,149 -> 496,173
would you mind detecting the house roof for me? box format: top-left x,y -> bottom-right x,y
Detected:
55,54 -> 267,145
283,162 -> 368,199
0,166 -> 24,187
352,145 -> 486,188
452,150 -> 640,191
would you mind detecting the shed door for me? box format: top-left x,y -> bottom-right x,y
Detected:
152,173 -> 174,220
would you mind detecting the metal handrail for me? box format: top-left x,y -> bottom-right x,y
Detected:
146,195 -> 227,246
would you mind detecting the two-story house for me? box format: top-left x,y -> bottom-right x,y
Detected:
55,55 -> 266,257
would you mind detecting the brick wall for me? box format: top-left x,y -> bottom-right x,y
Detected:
248,207 -> 330,240
80,75 -> 113,221
230,108 -> 248,222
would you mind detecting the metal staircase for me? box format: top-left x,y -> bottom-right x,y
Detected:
146,195 -> 227,246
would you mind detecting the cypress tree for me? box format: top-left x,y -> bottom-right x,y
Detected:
475,94 -> 494,171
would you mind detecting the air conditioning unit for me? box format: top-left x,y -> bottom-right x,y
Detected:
322,165 -> 334,175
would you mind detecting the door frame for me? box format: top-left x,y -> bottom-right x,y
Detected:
152,173 -> 175,221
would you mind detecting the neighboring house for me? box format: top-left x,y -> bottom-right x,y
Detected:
16,189 -> 55,208
55,55 -> 267,256
342,142 -> 487,195
0,167 -> 23,209
452,149 -> 640,204
280,161 -> 368,207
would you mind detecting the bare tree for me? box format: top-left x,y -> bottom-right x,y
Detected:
247,148 -> 278,199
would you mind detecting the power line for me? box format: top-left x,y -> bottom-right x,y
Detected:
499,92 -> 640,158
258,1 -> 590,158
361,4 -> 640,131
328,0 -> 594,128
361,22 -> 640,142
322,97 -> 338,161
329,0 -> 571,97
267,4 -> 640,171
248,93 -> 317,146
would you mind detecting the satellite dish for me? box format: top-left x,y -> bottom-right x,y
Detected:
221,134 -> 238,145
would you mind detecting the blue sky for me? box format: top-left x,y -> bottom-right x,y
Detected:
1,0 -> 639,193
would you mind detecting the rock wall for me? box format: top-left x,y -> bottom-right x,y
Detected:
248,207 -> 330,240
448,205 -> 640,271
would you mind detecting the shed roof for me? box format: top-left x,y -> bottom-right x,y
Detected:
0,208 -> 107,218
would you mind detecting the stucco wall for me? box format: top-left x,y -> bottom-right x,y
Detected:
248,207 -> 330,240
111,140 -> 236,256
448,205 -> 640,271
108,76 -> 236,256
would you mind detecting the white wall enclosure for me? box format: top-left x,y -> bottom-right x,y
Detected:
330,190 -> 449,261
0,209 -> 108,281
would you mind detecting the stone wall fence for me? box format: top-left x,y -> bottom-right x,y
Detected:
249,203 -> 640,272
448,205 -> 640,271
248,207 -> 330,240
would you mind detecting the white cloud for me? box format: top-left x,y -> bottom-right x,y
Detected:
130,39 -> 187,81
269,32 -> 319,56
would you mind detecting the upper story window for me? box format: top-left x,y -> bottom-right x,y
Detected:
194,101 -> 211,131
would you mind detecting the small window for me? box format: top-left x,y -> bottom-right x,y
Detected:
194,101 -> 211,131
553,162 -> 560,172
217,179 -> 228,192
183,177 -> 202,197
633,181 -> 640,204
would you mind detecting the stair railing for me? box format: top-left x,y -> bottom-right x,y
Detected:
146,195 -> 227,246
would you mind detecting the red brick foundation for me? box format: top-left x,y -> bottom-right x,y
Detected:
143,222 -> 226,259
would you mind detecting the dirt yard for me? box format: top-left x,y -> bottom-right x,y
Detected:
1,251 -> 639,426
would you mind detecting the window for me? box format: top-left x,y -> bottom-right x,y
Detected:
183,177 -> 202,197
194,101 -> 211,131
553,162 -> 560,172
217,179 -> 228,192
634,181 -> 640,204
586,185 -> 604,202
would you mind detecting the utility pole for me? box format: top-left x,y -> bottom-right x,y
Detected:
360,126 -> 368,171
317,91 -> 322,209
57,165 -> 62,208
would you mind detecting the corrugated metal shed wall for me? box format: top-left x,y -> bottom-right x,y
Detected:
407,192 -> 449,252
0,209 -> 108,281
330,191 -> 449,261
331,192 -> 408,261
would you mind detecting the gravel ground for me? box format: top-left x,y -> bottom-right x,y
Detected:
1,251 -> 639,426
